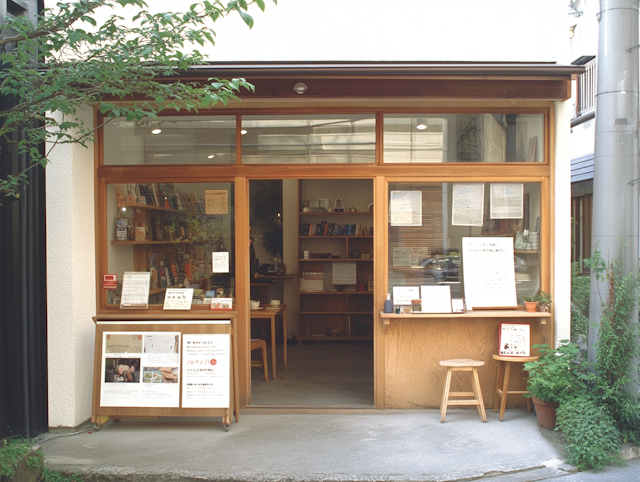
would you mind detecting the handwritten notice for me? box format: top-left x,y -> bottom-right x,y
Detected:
332,262 -> 357,285
499,323 -> 530,356
390,191 -> 422,226
462,237 -> 517,309
120,271 -> 151,309
163,288 -> 194,310
490,183 -> 523,219
392,286 -> 421,306
452,183 -> 484,226
205,190 -> 228,215
212,252 -> 230,273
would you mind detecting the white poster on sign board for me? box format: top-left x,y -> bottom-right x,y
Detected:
182,333 -> 230,408
100,331 -> 180,408
462,237 -> 517,309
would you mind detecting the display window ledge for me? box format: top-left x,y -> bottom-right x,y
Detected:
94,311 -> 238,323
379,309 -> 551,333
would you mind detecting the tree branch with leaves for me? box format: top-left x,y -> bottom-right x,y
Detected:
0,0 -> 275,203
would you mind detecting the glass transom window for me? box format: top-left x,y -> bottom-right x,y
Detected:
103,116 -> 237,165
241,114 -> 376,164
383,114 -> 544,163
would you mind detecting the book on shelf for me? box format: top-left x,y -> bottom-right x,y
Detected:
299,222 -> 368,236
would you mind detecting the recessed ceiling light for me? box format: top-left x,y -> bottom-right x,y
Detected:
293,82 -> 307,94
151,128 -> 162,134
416,124 -> 427,130
241,129 -> 247,135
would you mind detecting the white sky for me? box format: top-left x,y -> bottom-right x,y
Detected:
45,0 -> 570,63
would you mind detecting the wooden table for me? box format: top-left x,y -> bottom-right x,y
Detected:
250,304 -> 287,379
251,275 -> 294,304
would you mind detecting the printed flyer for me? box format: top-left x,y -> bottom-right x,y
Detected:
100,331 -> 180,408
182,334 -> 230,408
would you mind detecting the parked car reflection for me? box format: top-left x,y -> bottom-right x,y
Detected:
419,257 -> 460,282
419,255 -> 528,282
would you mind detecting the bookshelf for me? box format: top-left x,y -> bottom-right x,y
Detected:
110,183 -> 232,302
297,180 -> 374,342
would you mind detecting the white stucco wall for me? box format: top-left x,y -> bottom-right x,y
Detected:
46,107 -> 96,427
555,101 -> 573,345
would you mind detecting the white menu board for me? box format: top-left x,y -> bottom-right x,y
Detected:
462,237 -> 517,309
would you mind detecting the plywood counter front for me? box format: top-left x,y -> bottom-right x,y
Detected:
378,311 -> 552,410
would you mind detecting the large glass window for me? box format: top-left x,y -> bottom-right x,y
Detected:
383,114 -> 544,163
387,182 -> 541,305
103,116 -> 236,165
106,182 -> 235,307
241,114 -> 376,164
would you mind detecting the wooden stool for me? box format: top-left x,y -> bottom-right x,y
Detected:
439,359 -> 487,423
250,339 -> 268,381
493,354 -> 539,421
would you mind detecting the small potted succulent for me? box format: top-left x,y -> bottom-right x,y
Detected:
522,295 -> 538,313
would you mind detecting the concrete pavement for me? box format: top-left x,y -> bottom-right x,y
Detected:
37,409 -> 580,482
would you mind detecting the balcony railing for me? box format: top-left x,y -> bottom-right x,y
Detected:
576,59 -> 596,118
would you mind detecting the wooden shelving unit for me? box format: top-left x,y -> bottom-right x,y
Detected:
297,180 -> 374,342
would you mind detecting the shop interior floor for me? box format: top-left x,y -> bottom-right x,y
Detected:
249,341 -> 374,408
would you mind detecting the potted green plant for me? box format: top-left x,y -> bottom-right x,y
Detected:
524,341 -> 588,430
535,290 -> 553,312
522,295 -> 538,313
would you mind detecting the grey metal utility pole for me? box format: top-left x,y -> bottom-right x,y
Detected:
589,0 -> 640,390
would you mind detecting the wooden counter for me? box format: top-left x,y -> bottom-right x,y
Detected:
378,310 -> 552,410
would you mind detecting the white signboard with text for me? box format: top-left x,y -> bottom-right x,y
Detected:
462,237 -> 517,309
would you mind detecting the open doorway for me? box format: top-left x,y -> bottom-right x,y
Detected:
248,179 -> 374,408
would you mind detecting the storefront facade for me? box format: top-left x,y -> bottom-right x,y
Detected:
48,62 -> 580,423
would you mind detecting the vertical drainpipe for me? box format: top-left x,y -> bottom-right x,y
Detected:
589,0 -> 640,392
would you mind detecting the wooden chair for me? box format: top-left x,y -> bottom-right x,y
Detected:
493,354 -> 539,421
250,338 -> 268,381
439,358 -> 486,423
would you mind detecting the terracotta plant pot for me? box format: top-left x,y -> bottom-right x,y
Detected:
525,301 -> 538,312
532,396 -> 559,430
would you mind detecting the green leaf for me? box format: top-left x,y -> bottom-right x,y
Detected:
238,10 -> 254,28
